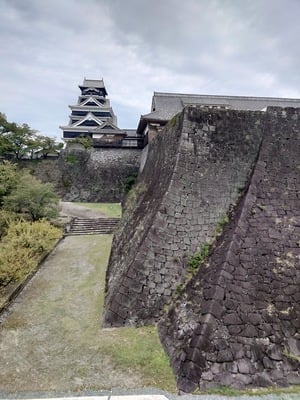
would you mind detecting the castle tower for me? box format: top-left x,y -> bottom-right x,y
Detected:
60,78 -> 133,146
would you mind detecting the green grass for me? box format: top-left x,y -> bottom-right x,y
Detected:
84,234 -> 176,391
0,233 -> 176,392
74,202 -> 122,218
99,325 -> 176,391
57,234 -> 176,391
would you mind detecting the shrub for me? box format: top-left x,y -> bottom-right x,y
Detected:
66,154 -> 78,164
215,214 -> 229,235
0,209 -> 19,238
124,173 -> 138,194
123,181 -> 147,212
71,135 -> 92,149
187,243 -> 211,275
0,219 -> 62,285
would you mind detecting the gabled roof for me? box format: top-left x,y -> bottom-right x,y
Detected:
82,78 -> 105,88
152,91 -> 300,114
79,78 -> 108,95
123,129 -> 138,137
72,112 -> 103,127
93,122 -> 126,135
137,91 -> 300,133
79,96 -> 105,108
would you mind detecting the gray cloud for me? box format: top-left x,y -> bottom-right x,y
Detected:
107,0 -> 300,93
0,0 -> 300,139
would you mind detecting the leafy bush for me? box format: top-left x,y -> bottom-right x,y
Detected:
71,134 -> 92,149
124,181 -> 147,209
0,209 -> 19,238
3,172 -> 59,221
215,214 -> 229,235
187,243 -> 211,275
66,154 -> 78,164
124,173 -> 138,194
0,219 -> 62,285
0,161 -> 62,288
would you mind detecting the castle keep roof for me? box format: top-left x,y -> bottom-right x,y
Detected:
79,78 -> 107,93
60,78 -> 142,148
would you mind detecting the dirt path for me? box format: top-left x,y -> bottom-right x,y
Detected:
0,235 -> 143,393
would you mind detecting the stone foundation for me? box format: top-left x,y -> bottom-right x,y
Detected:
20,147 -> 141,202
103,106 -> 300,390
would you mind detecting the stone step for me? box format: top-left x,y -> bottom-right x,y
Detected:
66,217 -> 120,235
72,217 -> 119,223
71,221 -> 116,224
71,223 -> 118,228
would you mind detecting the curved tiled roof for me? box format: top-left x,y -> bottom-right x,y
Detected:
82,78 -> 105,88
137,91 -> 300,133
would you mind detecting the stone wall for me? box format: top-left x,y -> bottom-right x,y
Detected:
159,107 -> 300,391
103,107 -> 265,326
103,112 -> 184,325
21,147 -> 141,202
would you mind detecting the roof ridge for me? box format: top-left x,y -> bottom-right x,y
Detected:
153,91 -> 300,102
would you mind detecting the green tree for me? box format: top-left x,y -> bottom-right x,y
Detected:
0,134 -> 14,156
0,161 -> 20,205
0,113 -> 36,159
24,134 -> 63,159
5,123 -> 36,159
0,112 -> 11,132
36,135 -> 64,158
71,134 -> 93,149
0,113 -> 64,159
25,136 -> 43,159
3,172 -> 59,221
0,113 -> 14,156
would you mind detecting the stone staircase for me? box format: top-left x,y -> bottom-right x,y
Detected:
66,217 -> 120,235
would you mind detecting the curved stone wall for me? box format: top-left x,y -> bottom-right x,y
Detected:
103,107 -> 264,326
159,107 -> 300,391
103,112 -> 185,325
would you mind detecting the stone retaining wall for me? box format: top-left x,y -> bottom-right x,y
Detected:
20,147 -> 141,202
159,107 -> 300,391
103,107 -> 264,326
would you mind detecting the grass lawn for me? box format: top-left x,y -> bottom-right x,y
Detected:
86,234 -> 176,391
0,233 -> 176,393
74,202 -> 122,218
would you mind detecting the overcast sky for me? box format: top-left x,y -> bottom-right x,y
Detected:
1,0 -> 300,140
